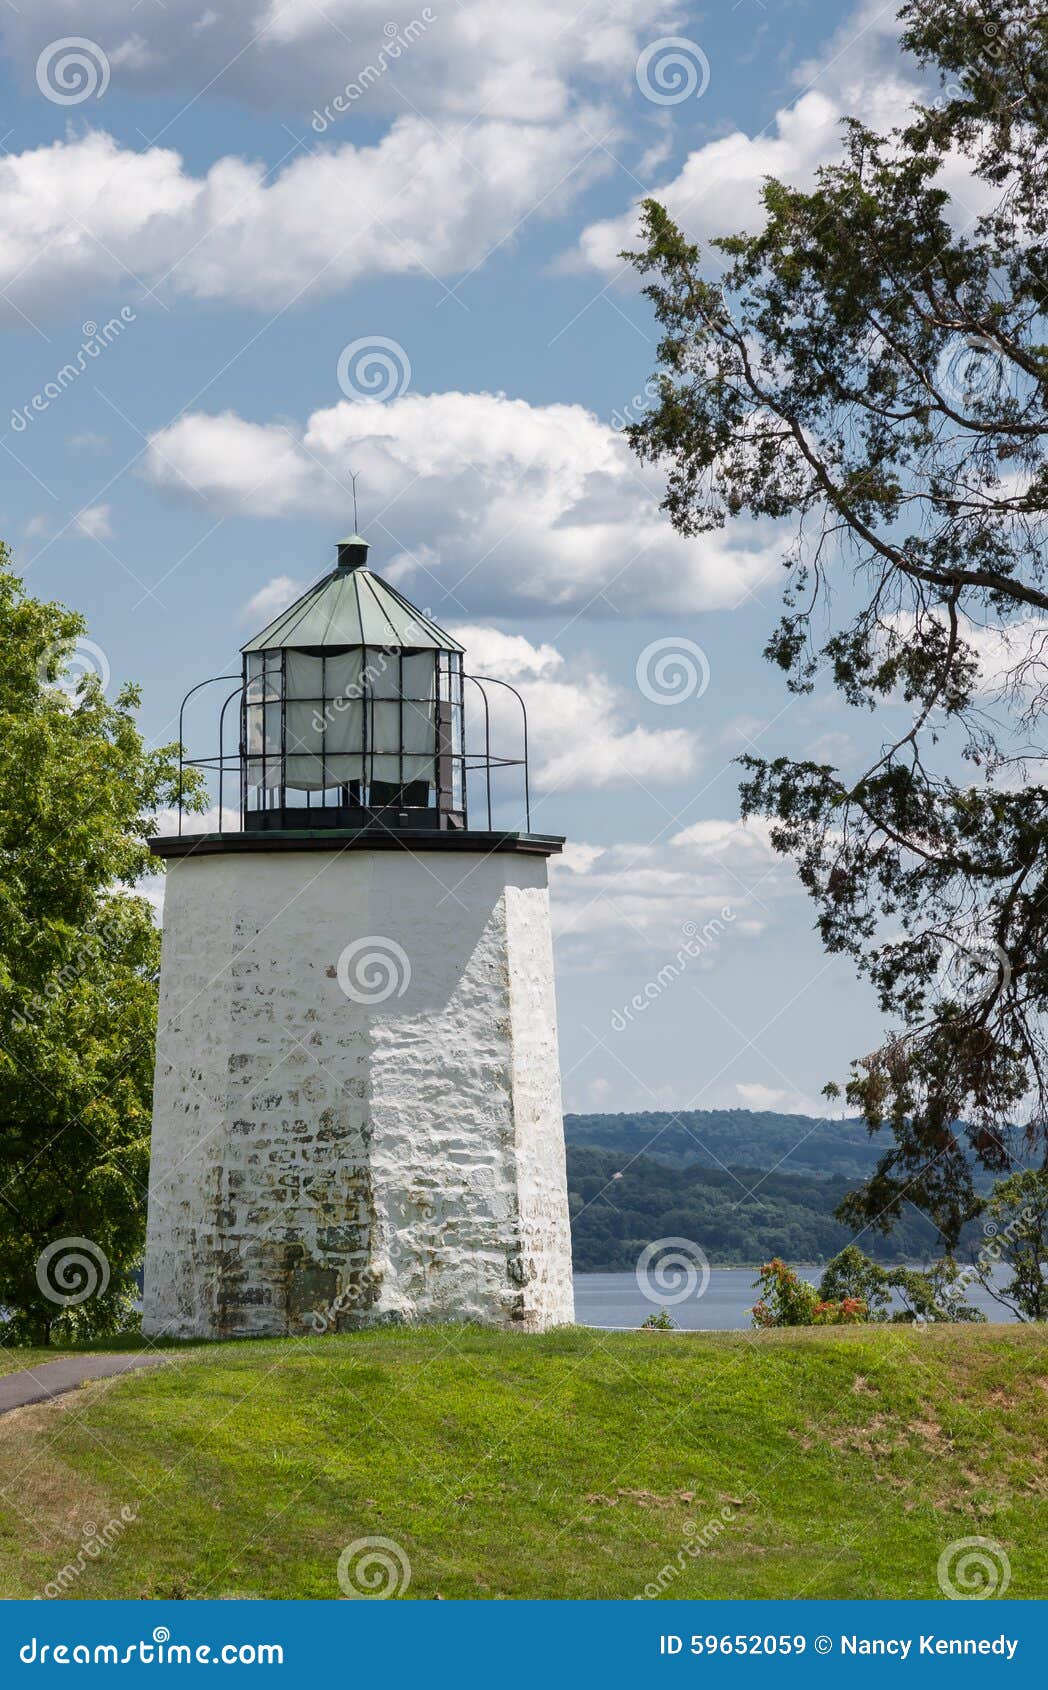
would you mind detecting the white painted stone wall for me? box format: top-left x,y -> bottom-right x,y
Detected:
142,847 -> 575,1338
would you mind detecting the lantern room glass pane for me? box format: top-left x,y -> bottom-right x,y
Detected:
243,644 -> 442,800
285,651 -> 323,700
244,652 -> 283,789
365,650 -> 436,784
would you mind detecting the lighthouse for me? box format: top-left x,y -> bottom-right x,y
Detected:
142,536 -> 574,1339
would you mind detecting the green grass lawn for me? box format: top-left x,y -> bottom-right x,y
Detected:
1,1323 -> 1045,1600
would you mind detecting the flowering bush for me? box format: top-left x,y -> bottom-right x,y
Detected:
751,1259 -> 867,1327
813,1296 -> 867,1325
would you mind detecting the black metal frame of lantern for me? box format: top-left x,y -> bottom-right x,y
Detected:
174,657 -> 531,837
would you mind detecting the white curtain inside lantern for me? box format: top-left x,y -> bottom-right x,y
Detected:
245,648 -> 437,792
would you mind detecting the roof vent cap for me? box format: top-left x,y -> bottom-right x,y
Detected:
336,534 -> 369,570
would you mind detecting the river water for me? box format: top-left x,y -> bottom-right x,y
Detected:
572,1268 -> 1017,1330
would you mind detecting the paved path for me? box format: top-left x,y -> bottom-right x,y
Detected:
0,1353 -> 167,1416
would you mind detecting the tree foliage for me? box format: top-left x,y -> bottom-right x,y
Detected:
819,1243 -> 984,1323
976,1167 -> 1048,1318
626,0 -> 1048,1243
0,545 -> 199,1342
750,1258 -> 868,1327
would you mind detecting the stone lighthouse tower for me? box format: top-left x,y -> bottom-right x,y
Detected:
142,536 -> 574,1339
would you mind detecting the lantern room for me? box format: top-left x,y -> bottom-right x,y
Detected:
176,536 -> 532,837
242,535 -> 465,831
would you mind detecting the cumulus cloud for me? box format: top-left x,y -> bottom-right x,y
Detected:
549,817 -> 797,969
73,502 -> 113,539
578,88 -> 855,273
0,113 -> 613,319
962,615 -> 1048,701
5,0 -> 671,122
450,623 -> 701,792
146,390 -> 782,615
239,574 -> 309,628
575,0 -> 992,274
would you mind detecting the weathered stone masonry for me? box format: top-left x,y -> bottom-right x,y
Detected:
142,846 -> 575,1338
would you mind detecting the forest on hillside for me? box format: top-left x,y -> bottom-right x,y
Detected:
563,1112 -> 979,1269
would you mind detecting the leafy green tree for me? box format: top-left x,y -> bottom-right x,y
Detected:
818,1246 -> 895,1319
751,1258 -> 867,1326
626,0 -> 1048,1245
886,1260 -> 985,1324
976,1169 -> 1048,1319
0,545 -> 199,1342
820,1245 -> 984,1323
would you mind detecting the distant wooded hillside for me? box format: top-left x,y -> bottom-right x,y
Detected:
564,1109 -> 883,1180
563,1111 -> 979,1270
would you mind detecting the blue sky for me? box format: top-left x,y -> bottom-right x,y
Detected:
0,0 -> 931,1116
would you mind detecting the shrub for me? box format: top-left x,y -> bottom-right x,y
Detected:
751,1259 -> 866,1327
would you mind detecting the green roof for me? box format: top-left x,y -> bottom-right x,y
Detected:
241,563 -> 464,654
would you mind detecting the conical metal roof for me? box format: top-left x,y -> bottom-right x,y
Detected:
242,545 -> 463,653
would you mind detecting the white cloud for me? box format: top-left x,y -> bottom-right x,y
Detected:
4,1 -> 672,122
239,574 -> 309,628
144,805 -> 235,922
154,803 -> 229,832
802,729 -> 857,766
550,816 -> 797,969
963,615 -> 1048,700
147,390 -> 782,615
74,502 -> 113,539
575,0 -> 992,275
0,112 -> 613,319
450,623 -> 701,792
882,608 -> 1048,707
577,88 -> 856,273
735,1082 -> 825,1115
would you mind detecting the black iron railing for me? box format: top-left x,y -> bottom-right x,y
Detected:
174,663 -> 531,836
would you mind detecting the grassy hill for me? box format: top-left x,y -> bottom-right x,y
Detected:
2,1324 -> 1045,1599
